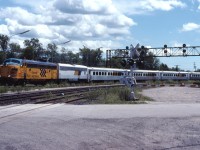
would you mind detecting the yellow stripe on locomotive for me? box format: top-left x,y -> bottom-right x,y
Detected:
25,61 -> 57,80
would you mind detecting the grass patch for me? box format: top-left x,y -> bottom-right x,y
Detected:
87,86 -> 152,104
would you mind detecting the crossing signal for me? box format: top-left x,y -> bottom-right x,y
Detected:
121,59 -> 127,67
139,50 -> 145,61
128,59 -> 134,66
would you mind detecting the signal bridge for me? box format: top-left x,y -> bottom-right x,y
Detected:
149,45 -> 200,57
106,44 -> 200,67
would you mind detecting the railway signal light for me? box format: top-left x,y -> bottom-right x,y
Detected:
164,44 -> 167,54
183,44 -> 186,55
121,59 -> 127,67
128,58 -> 134,66
139,50 -> 145,61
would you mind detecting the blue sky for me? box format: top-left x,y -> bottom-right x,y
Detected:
0,0 -> 200,71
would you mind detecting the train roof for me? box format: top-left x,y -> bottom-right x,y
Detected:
3,58 -> 57,66
88,67 -> 126,71
58,63 -> 88,69
190,71 -> 200,74
159,70 -> 189,74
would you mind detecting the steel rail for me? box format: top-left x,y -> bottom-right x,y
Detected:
0,84 -> 125,105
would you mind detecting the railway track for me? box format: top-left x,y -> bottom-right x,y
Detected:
0,84 -> 125,106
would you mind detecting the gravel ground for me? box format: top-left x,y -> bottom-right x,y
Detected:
142,86 -> 200,103
0,86 -> 200,150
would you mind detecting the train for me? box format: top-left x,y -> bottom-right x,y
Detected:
0,58 -> 200,85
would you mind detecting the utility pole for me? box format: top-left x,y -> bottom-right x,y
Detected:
194,62 -> 197,71
175,65 -> 179,71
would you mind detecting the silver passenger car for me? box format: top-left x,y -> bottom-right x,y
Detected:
58,63 -> 88,82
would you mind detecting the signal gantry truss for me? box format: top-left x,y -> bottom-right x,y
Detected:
106,45 -> 200,67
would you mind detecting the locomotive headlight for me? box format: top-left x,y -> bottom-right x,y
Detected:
8,75 -> 11,77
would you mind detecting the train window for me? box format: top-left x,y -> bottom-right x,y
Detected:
12,59 -> 21,65
96,72 -> 98,75
102,72 -> 104,75
93,72 -> 95,75
99,72 -> 101,75
3,59 -> 21,66
3,60 -> 10,66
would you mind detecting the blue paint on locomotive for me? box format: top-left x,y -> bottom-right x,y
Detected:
3,58 -> 57,67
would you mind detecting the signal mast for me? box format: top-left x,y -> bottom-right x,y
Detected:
120,44 -> 141,100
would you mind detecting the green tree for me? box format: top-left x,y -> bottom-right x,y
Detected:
21,47 -> 34,60
61,50 -> 80,64
112,58 -> 124,68
90,48 -> 103,66
140,52 -> 160,70
0,34 -> 10,62
79,46 -> 91,66
7,43 -> 21,59
159,63 -> 169,71
46,43 -> 58,62
24,38 -> 43,60
79,47 -> 103,66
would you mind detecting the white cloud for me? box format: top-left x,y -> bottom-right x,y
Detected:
0,0 -> 188,52
181,22 -> 200,31
0,24 -> 9,35
0,0 -> 137,51
0,7 -> 53,25
113,0 -> 186,15
54,0 -> 118,15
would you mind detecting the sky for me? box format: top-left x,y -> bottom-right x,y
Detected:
0,0 -> 200,71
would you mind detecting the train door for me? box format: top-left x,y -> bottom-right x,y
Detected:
87,70 -> 91,82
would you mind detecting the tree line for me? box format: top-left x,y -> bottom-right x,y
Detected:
0,34 -> 104,67
0,33 -> 196,71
